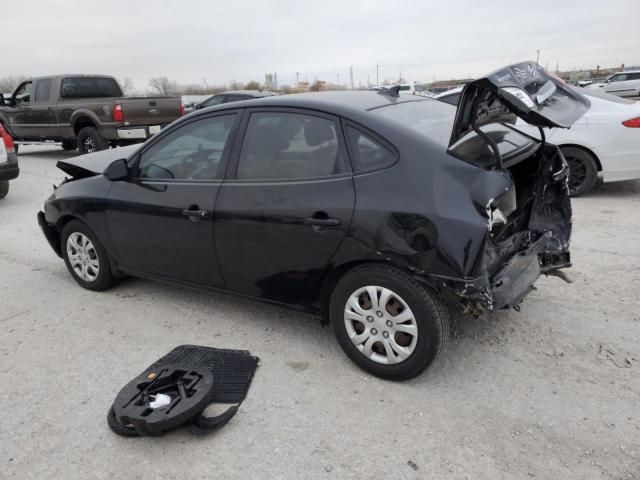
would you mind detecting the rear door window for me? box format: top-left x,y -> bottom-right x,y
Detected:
34,79 -> 52,103
60,77 -> 122,99
236,111 -> 348,180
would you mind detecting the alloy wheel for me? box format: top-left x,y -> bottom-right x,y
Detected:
565,154 -> 587,193
66,232 -> 100,282
83,137 -> 96,153
343,286 -> 418,365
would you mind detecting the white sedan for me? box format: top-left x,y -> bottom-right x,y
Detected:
435,87 -> 640,196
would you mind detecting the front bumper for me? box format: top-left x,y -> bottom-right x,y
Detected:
0,152 -> 19,181
37,211 -> 62,258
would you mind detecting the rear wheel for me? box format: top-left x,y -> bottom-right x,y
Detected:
0,181 -> 8,199
330,264 -> 449,380
562,146 -> 598,197
61,220 -> 116,291
77,127 -> 108,155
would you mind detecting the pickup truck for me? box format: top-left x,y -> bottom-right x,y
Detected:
0,75 -> 184,154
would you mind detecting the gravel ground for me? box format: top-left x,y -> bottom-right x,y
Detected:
1,145 -> 639,479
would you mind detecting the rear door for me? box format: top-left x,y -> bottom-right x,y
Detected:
105,111 -> 240,286
214,108 -> 355,305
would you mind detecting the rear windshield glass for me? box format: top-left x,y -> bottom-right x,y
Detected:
60,77 -> 122,99
371,98 -> 536,166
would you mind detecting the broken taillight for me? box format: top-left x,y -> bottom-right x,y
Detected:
113,104 -> 125,122
622,117 -> 640,128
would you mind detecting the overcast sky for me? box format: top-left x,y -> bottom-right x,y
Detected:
3,0 -> 639,90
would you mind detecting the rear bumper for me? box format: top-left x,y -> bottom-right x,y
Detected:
116,124 -> 166,140
37,211 -> 62,258
435,232 -> 570,311
0,152 -> 19,181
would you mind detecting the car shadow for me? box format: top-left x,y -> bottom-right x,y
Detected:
17,147 -> 80,159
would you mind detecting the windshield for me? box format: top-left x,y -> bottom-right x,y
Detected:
371,99 -> 536,167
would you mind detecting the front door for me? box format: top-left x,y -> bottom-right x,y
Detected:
106,112 -> 240,287
215,109 -> 355,305
4,81 -> 32,139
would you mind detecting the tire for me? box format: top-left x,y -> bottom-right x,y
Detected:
0,180 -> 8,199
77,127 -> 108,155
562,146 -> 598,197
61,220 -> 116,291
330,264 -> 449,380
61,139 -> 77,151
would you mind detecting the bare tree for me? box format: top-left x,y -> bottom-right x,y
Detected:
245,80 -> 261,90
118,77 -> 135,96
149,76 -> 176,96
0,75 -> 27,93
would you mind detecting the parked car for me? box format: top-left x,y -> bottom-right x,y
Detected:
0,123 -> 19,198
38,62 -> 588,379
586,70 -> 640,98
0,75 -> 184,154
197,90 -> 277,109
436,85 -> 640,196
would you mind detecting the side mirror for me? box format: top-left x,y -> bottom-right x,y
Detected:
104,158 -> 129,181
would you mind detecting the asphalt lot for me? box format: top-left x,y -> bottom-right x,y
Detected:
1,145 -> 639,479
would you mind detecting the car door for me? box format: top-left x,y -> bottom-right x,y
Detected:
4,81 -> 32,139
28,78 -> 57,138
105,111 -> 240,287
214,108 -> 355,305
603,73 -> 634,97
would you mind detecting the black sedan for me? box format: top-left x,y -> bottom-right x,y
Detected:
38,62 -> 588,379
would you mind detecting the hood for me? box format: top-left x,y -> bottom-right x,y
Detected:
449,61 -> 590,147
57,144 -> 139,178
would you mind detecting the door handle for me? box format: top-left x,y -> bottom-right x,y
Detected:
182,206 -> 208,222
304,217 -> 340,226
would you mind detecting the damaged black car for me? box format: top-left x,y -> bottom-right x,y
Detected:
38,62 -> 589,380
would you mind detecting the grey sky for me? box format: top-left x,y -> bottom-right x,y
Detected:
3,0 -> 639,89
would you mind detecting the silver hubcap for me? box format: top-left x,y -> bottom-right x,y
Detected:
66,232 -> 100,282
344,286 -> 418,365
84,137 -> 96,152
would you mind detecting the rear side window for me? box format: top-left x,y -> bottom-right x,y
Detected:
60,77 -> 122,99
237,112 -> 347,180
346,126 -> 396,172
34,79 -> 52,103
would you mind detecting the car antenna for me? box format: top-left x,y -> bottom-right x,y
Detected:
377,85 -> 401,97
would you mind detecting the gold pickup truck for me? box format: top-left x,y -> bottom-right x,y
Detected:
0,75 -> 183,154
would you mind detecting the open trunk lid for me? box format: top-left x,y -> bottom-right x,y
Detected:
449,61 -> 590,150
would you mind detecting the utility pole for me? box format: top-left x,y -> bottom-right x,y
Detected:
376,64 -> 380,86
367,74 -> 370,88
536,50 -> 540,64
296,72 -> 299,90
337,73 -> 340,86
399,70 -> 402,83
350,65 -> 354,89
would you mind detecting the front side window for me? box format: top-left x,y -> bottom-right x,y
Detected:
237,111 -> 347,180
60,77 -> 122,99
34,79 -> 52,103
346,126 -> 396,172
14,82 -> 32,104
137,114 -> 236,180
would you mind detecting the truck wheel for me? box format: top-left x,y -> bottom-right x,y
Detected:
61,140 -> 77,151
0,181 -> 8,199
77,127 -> 108,154
330,264 -> 449,380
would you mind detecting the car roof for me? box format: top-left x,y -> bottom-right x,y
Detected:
203,90 -> 431,117
219,90 -> 278,97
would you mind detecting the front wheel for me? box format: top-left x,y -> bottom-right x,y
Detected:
330,264 -> 449,380
61,220 -> 116,291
